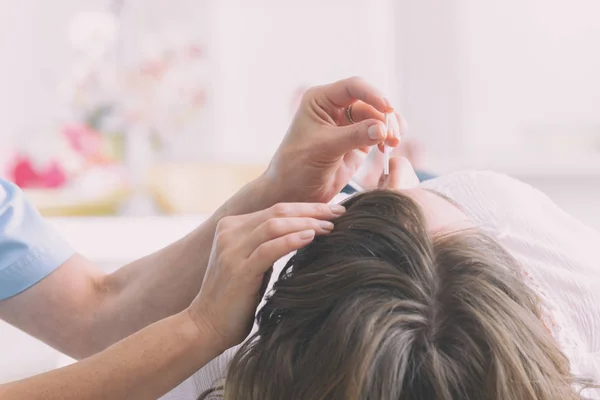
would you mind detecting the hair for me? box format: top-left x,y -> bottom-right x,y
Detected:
200,189 -> 586,400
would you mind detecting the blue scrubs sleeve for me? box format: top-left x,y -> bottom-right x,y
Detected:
0,179 -> 74,300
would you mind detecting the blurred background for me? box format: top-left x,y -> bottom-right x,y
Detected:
1,0 -> 600,382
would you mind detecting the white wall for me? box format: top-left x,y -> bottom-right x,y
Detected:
398,0 -> 600,171
208,0 -> 399,163
0,0 -> 399,164
463,0 -> 600,164
0,0 -> 108,146
396,0 -> 467,160
396,0 -> 600,238
4,0 -> 600,168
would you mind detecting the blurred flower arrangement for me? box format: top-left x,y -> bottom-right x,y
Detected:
6,8 -> 209,214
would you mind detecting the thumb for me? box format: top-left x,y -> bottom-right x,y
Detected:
325,119 -> 387,155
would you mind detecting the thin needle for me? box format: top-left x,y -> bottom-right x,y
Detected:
384,113 -> 391,175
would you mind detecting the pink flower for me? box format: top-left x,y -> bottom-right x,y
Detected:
9,154 -> 67,189
62,123 -> 105,161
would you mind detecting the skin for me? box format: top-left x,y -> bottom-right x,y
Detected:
0,76 -> 401,399
379,156 -> 471,232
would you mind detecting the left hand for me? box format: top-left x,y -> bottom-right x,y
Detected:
188,202 -> 344,350
262,76 -> 405,204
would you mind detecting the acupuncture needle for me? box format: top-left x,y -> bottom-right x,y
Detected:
384,113 -> 392,175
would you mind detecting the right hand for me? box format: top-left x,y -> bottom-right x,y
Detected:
262,77 -> 405,204
187,202 -> 345,350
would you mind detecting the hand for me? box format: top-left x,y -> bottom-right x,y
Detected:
187,202 -> 345,350
377,156 -> 421,191
355,139 -> 423,189
262,76 -> 406,204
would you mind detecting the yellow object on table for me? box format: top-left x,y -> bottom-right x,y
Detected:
26,187 -> 131,217
148,163 -> 267,214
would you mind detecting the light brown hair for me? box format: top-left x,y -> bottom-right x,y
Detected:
200,190 -> 584,399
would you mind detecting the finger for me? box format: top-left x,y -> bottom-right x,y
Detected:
215,214 -> 247,234
323,119 -> 387,155
379,156 -> 405,189
340,104 -> 409,138
337,101 -> 384,126
342,106 -> 403,150
241,202 -> 346,233
243,217 -> 334,255
379,156 -> 419,190
380,111 -> 406,148
246,230 -> 316,276
320,76 -> 393,113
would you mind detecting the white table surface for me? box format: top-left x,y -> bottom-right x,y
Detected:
49,215 -> 209,266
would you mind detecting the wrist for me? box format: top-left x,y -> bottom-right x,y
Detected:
181,308 -> 229,357
250,172 -> 281,207
217,174 -> 280,220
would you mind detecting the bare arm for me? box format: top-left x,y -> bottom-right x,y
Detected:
0,310 -> 222,399
0,200 -> 339,400
0,178 -> 274,358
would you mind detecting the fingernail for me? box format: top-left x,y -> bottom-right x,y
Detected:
382,97 -> 393,110
319,221 -> 334,231
368,123 -> 384,140
330,204 -> 346,215
299,230 -> 316,240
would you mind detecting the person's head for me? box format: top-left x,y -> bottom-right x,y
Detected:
200,162 -> 582,400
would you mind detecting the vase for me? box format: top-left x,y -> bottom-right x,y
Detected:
120,127 -> 158,215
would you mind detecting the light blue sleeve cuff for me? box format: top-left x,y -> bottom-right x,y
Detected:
0,234 -> 74,300
0,179 -> 75,300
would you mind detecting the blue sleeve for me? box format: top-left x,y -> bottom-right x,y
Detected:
0,179 -> 74,300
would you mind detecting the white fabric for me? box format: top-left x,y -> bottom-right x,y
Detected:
162,171 -> 600,399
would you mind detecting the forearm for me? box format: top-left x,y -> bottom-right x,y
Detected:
0,312 -> 222,400
89,176 -> 277,352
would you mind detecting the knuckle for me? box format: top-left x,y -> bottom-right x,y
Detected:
271,203 -> 292,217
216,215 -> 234,231
264,218 -> 285,236
301,86 -> 319,103
307,218 -> 322,230
283,234 -> 299,248
254,244 -> 270,260
254,243 -> 272,261
313,203 -> 329,215
347,76 -> 365,86
215,231 -> 230,249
